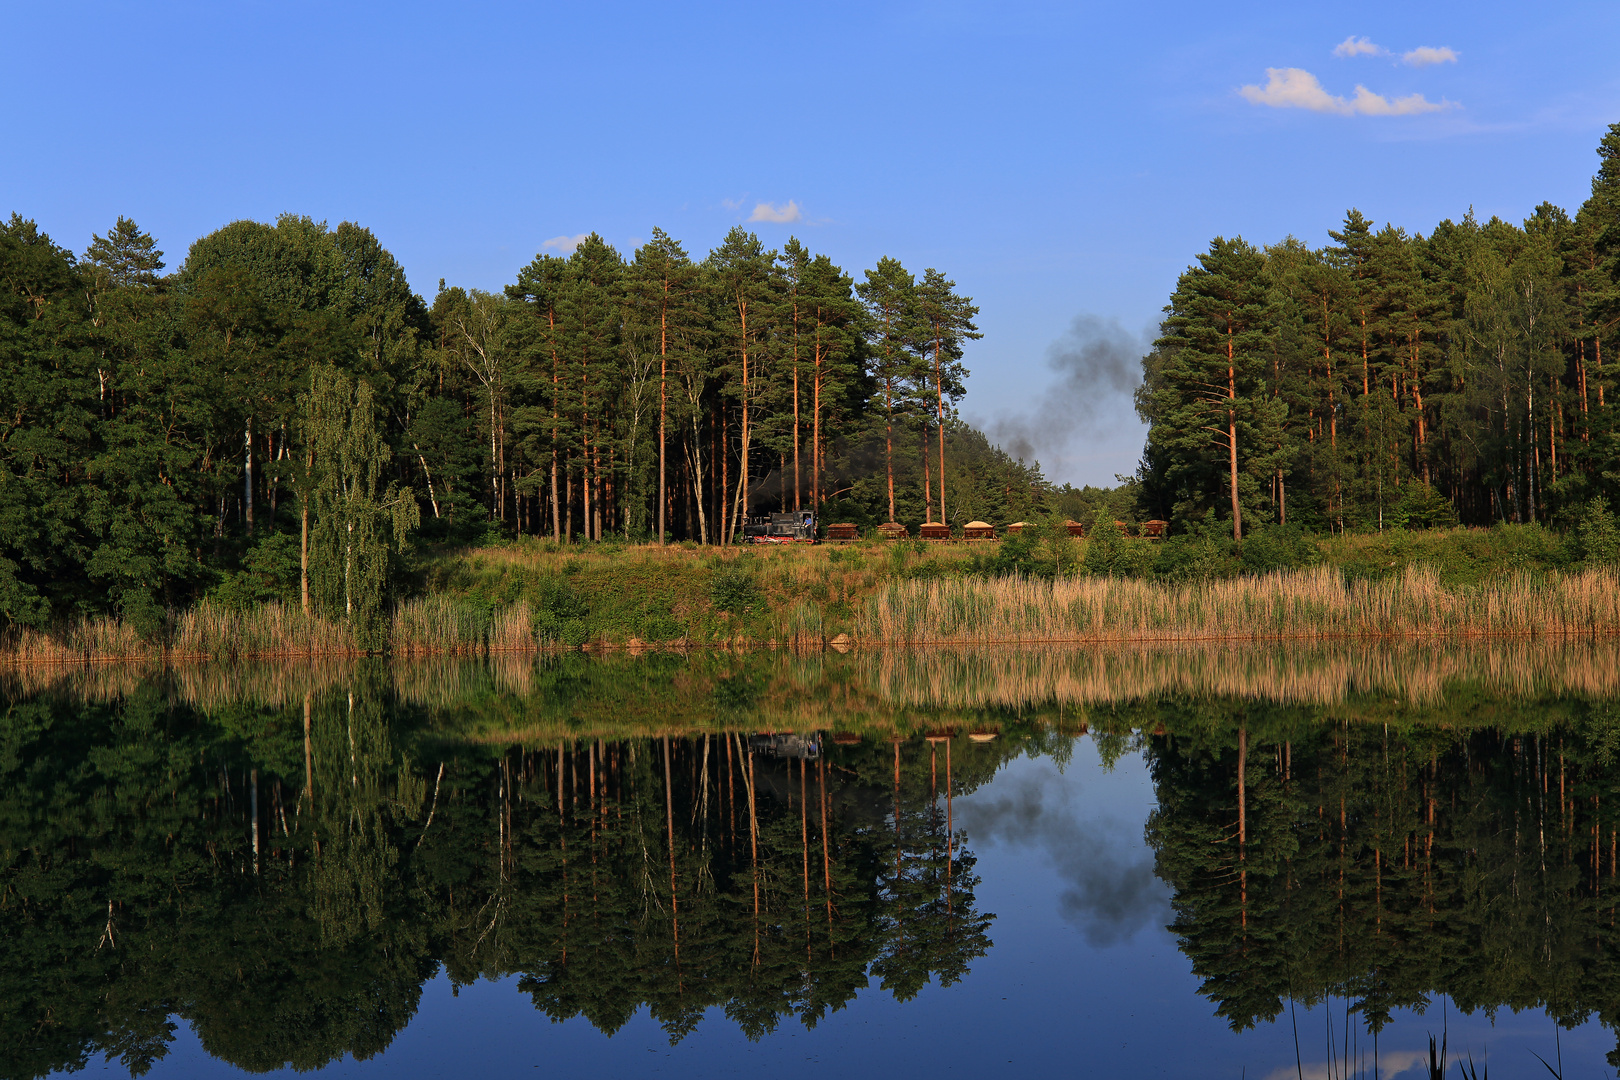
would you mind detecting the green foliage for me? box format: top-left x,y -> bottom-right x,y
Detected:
1237,524 -> 1320,575
1576,497 -> 1620,565
1082,512 -> 1126,576
304,366 -> 420,648
708,563 -> 762,613
1137,128 -> 1620,536
210,531 -> 302,609
1151,533 -> 1236,582
1387,481 -> 1459,530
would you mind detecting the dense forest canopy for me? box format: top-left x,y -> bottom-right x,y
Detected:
1138,122 -> 1620,537
0,214 -> 1064,630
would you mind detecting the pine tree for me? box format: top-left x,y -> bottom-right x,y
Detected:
910,268 -> 980,526
1152,237 -> 1271,538
707,228 -> 775,540
856,257 -> 916,523
628,229 -> 704,543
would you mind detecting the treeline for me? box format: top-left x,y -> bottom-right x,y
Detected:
1139,123 -> 1620,536
0,212 -> 1054,632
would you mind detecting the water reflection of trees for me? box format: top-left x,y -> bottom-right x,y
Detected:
1144,700 -> 1620,1068
0,670 -> 998,1078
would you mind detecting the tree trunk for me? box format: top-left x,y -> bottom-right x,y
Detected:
813,339 -> 823,511
300,443 -> 312,615
936,340 -> 947,525
659,283 -> 668,545
1227,321 -> 1241,541
885,379 -> 896,521
244,417 -> 254,536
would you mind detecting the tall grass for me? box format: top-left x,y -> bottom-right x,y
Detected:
858,565 -> 1620,644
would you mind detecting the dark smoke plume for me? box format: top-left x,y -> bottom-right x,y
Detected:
987,314 -> 1145,466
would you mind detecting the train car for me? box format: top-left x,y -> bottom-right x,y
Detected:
740,512 -> 818,543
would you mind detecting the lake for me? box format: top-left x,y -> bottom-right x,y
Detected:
7,641 -> 1620,1079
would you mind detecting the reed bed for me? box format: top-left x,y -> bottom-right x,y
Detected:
0,601 -> 359,664
390,596 -> 541,655
858,565 -> 1620,644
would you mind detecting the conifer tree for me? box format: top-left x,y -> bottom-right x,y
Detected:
1152,237 -> 1272,539
628,229 -> 703,542
911,268 -> 979,525
707,228 -> 775,540
856,257 -> 916,523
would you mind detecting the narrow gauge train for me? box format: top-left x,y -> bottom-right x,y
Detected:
738,512 -> 818,543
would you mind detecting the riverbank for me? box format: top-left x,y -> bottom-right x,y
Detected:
2,524 -> 1617,662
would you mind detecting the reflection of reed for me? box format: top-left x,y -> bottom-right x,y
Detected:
860,638 -> 1620,709
860,566 -> 1620,644
14,637 -> 1620,725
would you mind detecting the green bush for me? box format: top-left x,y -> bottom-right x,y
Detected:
530,574 -> 589,645
209,532 -> 303,609
1576,498 -> 1620,565
1081,513 -> 1125,576
968,517 -> 1075,578
1239,524 -> 1320,575
1387,482 -> 1459,530
1152,534 -> 1234,581
709,565 -> 762,613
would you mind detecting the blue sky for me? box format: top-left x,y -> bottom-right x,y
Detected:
5,1 -> 1618,486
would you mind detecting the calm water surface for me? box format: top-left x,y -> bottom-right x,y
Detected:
8,644 -> 1620,1079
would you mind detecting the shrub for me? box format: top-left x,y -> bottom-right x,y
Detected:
1239,524 -> 1320,575
1577,498 -> 1620,565
709,565 -> 762,613
1388,482 -> 1459,530
1152,534 -> 1234,581
529,574 -> 589,645
1081,513 -> 1125,576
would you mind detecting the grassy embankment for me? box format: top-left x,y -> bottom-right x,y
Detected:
2,523 -> 1615,662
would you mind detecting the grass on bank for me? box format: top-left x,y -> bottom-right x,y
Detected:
5,520 -> 1620,661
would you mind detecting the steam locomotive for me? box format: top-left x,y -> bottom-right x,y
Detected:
738,512 -> 817,544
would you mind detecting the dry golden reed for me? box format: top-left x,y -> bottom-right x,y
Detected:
857,565 -> 1620,644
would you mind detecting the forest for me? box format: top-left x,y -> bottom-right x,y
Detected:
0,209 -> 1059,635
6,121 -> 1620,642
1139,123 -> 1620,539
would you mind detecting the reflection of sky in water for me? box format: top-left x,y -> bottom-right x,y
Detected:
123,740 -> 1611,1079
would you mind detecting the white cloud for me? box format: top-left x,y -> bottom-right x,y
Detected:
1403,45 -> 1459,67
1264,1050 -> 1428,1080
1239,68 -> 1454,116
748,200 -> 802,223
1241,67 -> 1344,111
1333,35 -> 1385,57
720,196 -> 745,211
541,233 -> 588,254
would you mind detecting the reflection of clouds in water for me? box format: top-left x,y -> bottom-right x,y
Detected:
957,765 -> 1169,946
1264,1049 -> 1428,1080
